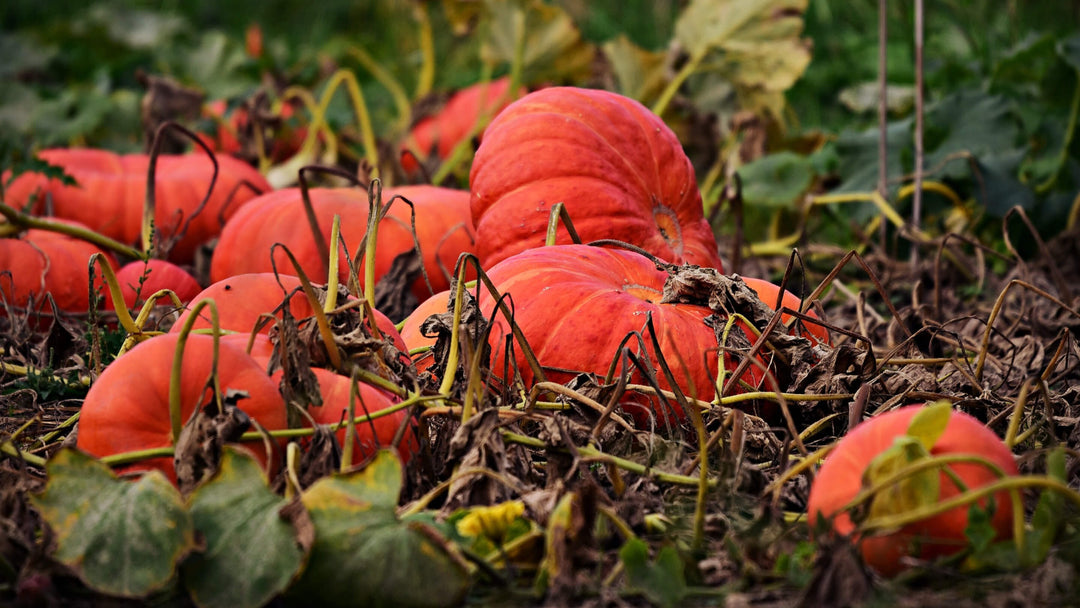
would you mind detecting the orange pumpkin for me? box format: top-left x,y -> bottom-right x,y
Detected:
469,87 -> 722,270
807,405 -> 1018,576
210,185 -> 475,301
76,333 -> 289,483
0,223 -> 116,320
401,77 -> 524,174
478,245 -> 757,427
276,367 -> 419,466
172,273 -> 408,356
4,148 -> 271,263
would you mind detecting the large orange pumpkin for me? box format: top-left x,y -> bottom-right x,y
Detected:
210,185 -> 475,301
0,223 -> 116,320
4,148 -> 271,263
478,245 -> 755,427
76,333 -> 289,484
469,87 -> 722,270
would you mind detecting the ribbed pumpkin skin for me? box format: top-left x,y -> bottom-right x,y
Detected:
76,333 -> 289,484
4,148 -> 271,263
806,405 -> 1019,577
0,225 -> 116,317
478,245 -> 752,427
469,87 -> 722,271
210,185 -> 474,301
171,273 -> 408,355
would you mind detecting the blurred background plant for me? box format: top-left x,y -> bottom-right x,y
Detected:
2,0 -> 1077,255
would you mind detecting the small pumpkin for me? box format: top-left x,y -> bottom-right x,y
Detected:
741,276 -> 830,345
401,77 -> 524,174
105,259 -> 202,312
4,148 -> 271,263
806,405 -> 1019,576
469,86 -> 722,270
172,273 -> 408,355
0,222 -> 116,320
76,333 -> 289,483
210,185 -> 475,302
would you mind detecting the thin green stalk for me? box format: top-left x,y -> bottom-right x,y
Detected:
0,202 -> 143,260
501,431 -> 715,488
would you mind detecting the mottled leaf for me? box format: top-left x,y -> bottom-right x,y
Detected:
674,0 -> 811,123
183,448 -> 305,608
291,450 -> 469,608
31,448 -> 196,598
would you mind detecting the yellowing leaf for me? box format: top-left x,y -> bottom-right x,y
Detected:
31,449 -> 196,598
601,35 -> 669,105
478,0 -> 595,84
862,437 -> 940,525
907,400 -> 954,452
673,0 -> 811,126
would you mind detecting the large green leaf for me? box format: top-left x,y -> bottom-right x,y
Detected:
290,450 -> 469,608
31,449 -> 196,598
183,448 -> 306,608
923,90 -> 1021,180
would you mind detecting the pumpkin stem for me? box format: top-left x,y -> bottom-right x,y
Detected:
315,69 -> 380,179
145,121 -> 220,259
271,86 -> 340,188
413,2 -> 435,101
170,298 -> 224,445
88,254 -> 139,336
348,45 -> 412,136
544,202 -> 583,247
325,214 -> 342,312
0,202 -> 143,260
269,243 -> 344,371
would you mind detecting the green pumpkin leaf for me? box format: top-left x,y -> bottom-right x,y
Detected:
30,448 -> 196,598
619,538 -> 688,608
183,448 -> 306,608
862,437 -> 939,524
738,151 -> 816,209
1055,32 -> 1080,72
290,450 -> 469,608
601,35 -> 669,105
1023,447 -> 1067,567
906,401 -> 953,452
